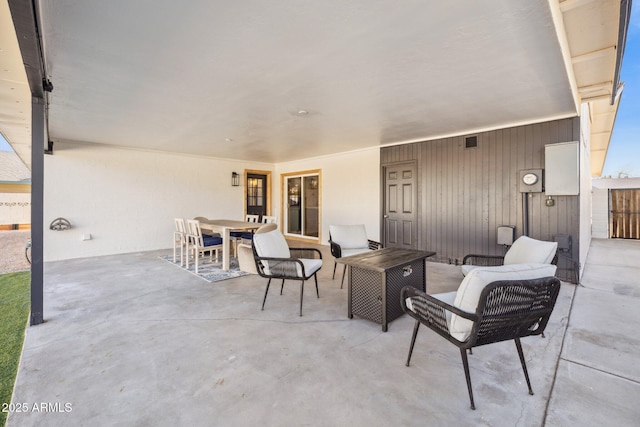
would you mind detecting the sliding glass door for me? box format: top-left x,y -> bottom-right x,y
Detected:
284,171 -> 320,239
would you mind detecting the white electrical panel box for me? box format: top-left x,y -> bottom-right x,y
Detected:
545,141 -> 579,196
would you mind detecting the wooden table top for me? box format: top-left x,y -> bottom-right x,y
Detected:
199,219 -> 259,230
339,247 -> 436,272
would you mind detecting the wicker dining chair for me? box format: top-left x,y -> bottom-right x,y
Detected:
401,274 -> 561,410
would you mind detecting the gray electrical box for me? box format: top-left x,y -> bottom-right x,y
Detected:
497,225 -> 515,246
553,234 -> 572,251
519,169 -> 543,193
545,142 -> 579,195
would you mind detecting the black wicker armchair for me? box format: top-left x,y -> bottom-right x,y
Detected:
462,236 -> 558,276
401,276 -> 561,409
252,228 -> 323,316
329,224 -> 382,288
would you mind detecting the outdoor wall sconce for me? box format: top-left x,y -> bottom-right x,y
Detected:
49,217 -> 71,231
231,172 -> 240,187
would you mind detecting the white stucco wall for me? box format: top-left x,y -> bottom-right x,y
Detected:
579,103 -> 592,279
591,188 -> 609,238
43,142 -> 273,261
44,142 -> 381,261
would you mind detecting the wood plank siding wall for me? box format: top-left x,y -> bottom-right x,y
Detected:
380,118 -> 580,283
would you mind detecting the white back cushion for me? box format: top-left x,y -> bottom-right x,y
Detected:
504,236 -> 558,265
450,263 -> 557,342
252,230 -> 291,275
253,230 -> 290,258
255,223 -> 277,234
330,224 -> 369,249
460,264 -> 478,276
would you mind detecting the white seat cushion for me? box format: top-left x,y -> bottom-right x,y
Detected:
504,236 -> 558,265
297,258 -> 323,278
330,224 -> 369,250
450,263 -> 557,342
341,247 -> 372,258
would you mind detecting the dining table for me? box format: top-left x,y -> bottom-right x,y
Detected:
198,219 -> 260,271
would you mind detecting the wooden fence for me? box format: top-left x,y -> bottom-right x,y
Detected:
610,189 -> 640,239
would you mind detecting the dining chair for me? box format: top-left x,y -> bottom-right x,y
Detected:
229,215 -> 259,256
173,218 -> 188,266
261,215 -> 277,224
193,216 -> 214,237
186,219 -> 223,274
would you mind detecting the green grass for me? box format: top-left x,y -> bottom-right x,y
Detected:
0,272 -> 30,427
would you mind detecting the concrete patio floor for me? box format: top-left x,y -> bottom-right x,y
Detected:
6,239 -> 640,426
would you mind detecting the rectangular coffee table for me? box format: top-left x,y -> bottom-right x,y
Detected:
341,247 -> 436,332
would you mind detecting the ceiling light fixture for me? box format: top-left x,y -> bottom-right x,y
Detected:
225,138 -> 233,142
296,110 -> 309,116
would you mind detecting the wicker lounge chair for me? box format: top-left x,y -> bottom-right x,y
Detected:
329,224 -> 382,288
252,228 -> 323,316
401,264 -> 561,409
461,235 -> 558,276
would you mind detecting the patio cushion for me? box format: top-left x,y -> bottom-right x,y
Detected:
329,224 -> 369,249
237,243 -> 257,274
504,236 -> 557,265
252,229 -> 291,275
297,258 -> 323,278
450,263 -> 557,342
341,247 -> 372,257
460,264 -> 477,276
253,230 -> 290,258
203,235 -> 222,246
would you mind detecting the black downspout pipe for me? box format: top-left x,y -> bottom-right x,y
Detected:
522,193 -> 529,237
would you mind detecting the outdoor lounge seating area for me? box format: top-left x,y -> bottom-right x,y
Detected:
9,238 -> 640,426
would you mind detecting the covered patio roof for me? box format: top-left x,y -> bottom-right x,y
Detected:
0,0 -> 630,175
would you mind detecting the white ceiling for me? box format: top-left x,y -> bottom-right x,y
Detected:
35,0 -> 577,163
1,0 -> 626,171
